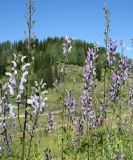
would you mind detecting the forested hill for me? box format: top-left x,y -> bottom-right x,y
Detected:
0,37 -> 120,87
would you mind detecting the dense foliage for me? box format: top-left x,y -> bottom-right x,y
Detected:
0,38 -> 107,87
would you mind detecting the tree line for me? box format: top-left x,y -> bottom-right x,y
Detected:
0,37 -> 115,87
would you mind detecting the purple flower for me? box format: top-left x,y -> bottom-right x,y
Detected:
84,48 -> 96,90
107,39 -> 117,67
81,47 -> 97,130
109,72 -> 121,101
129,84 -> 133,108
45,112 -> 56,132
64,90 -> 77,122
76,118 -> 84,139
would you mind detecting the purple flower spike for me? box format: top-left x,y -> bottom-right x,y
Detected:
107,39 -> 117,67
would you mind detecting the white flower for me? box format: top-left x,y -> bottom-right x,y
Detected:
5,72 -> 13,77
19,81 -> 25,91
22,63 -> 30,71
27,97 -> 36,110
21,56 -> 27,63
8,104 -> 15,118
5,72 -> 16,88
13,53 -> 17,61
11,61 -> 17,68
35,81 -> 38,87
22,71 -> 29,78
8,85 -> 14,96
17,94 -> 22,102
41,83 -> 46,89
14,69 -> 18,75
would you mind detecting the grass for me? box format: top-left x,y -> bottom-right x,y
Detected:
1,64 -> 133,159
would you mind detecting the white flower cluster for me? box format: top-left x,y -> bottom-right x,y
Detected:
27,79 -> 48,116
63,35 -> 72,56
17,56 -> 30,102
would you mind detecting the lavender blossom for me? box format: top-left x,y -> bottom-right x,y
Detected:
84,48 -> 96,90
118,56 -> 131,82
81,47 -> 97,130
81,91 -> 96,129
45,112 -> 56,132
107,39 -> 117,67
109,72 -> 121,101
27,80 -> 47,128
76,118 -> 84,139
129,84 -> 133,108
64,90 -> 77,123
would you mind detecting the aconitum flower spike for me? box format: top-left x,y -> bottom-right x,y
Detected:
107,39 -> 117,67
63,35 -> 72,56
109,72 -> 121,101
21,63 -> 30,71
27,80 -> 47,118
64,90 -> 77,123
21,56 -> 27,63
5,72 -> 16,88
83,48 -> 96,90
76,118 -> 84,139
81,46 -> 97,130
8,104 -> 16,118
13,53 -> 17,61
129,84 -> 133,108
45,112 -> 56,132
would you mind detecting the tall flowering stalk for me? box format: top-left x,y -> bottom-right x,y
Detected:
20,62 -> 30,160
27,79 -> 47,158
45,112 -> 56,132
109,51 -> 131,157
81,48 -> 96,126
103,4 -> 111,124
0,57 -> 17,154
64,90 -> 77,124
25,0 -> 35,61
63,35 -> 72,58
107,39 -> 117,68
21,0 -> 35,159
129,84 -> 133,120
109,71 -> 121,101
81,47 -> 97,159
61,35 -> 72,160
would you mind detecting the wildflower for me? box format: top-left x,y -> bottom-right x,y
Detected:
8,104 -> 15,118
84,48 -> 96,90
21,63 -> 30,71
129,84 -> 133,108
63,35 -> 72,56
11,61 -> 17,75
81,47 -> 97,130
107,39 -> 117,67
45,112 -> 56,132
21,56 -> 27,63
64,90 -> 77,123
109,72 -> 121,101
76,118 -> 84,139
5,72 -> 16,88
13,53 -> 17,61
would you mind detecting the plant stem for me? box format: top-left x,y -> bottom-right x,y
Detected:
17,102 -> 22,131
21,87 -> 28,160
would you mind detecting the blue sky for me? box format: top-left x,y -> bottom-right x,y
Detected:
0,0 -> 133,57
